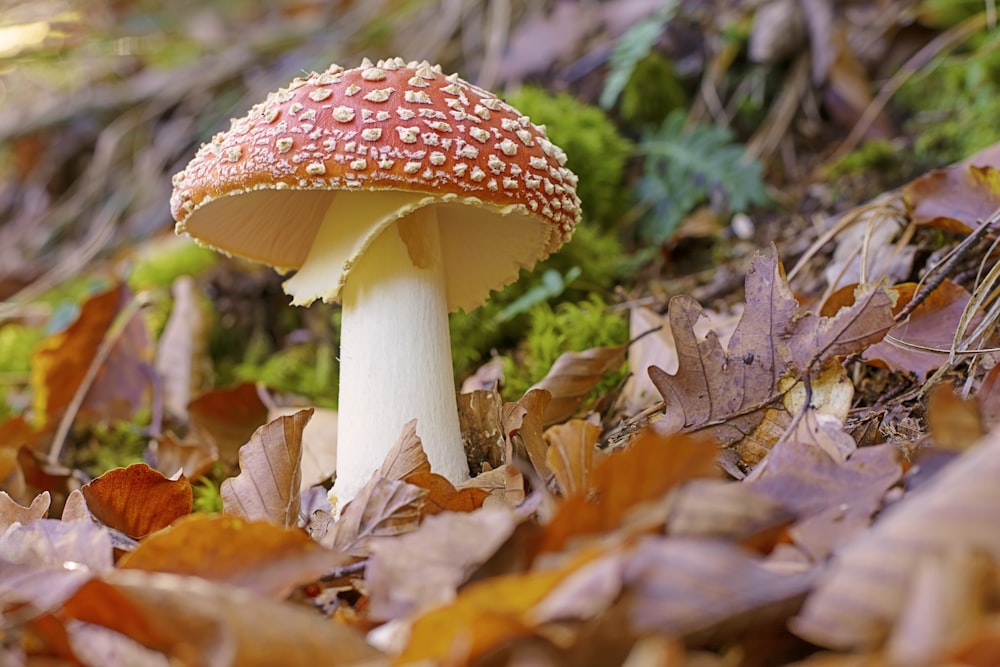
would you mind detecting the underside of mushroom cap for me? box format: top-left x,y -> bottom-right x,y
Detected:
170,57 -> 581,311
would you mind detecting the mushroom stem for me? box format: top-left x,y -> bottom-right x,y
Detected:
331,205 -> 469,506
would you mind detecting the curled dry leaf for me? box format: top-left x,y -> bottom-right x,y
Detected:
531,344 -> 627,427
791,430 -> 1000,654
0,490 -> 49,530
155,275 -> 212,422
537,427 -> 719,556
81,463 -> 192,539
457,388 -> 506,474
221,408 -> 311,527
504,388 -> 552,482
322,477 -> 426,558
118,514 -> 348,598
148,431 -> 218,481
366,505 -> 520,621
544,418 -> 602,497
268,405 -> 338,492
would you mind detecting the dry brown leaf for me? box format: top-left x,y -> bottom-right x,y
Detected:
148,431 -> 218,481
61,488 -> 90,521
155,275 -> 212,422
220,408 -> 311,527
1,518 -> 113,571
376,419 -> 431,481
666,479 -> 790,542
537,428 -> 719,556
0,414 -> 35,489
396,547 -> 603,665
65,620 -> 171,667
978,363 -> 1000,434
650,254 -> 892,465
864,281 -> 981,381
531,345 -> 627,427
81,463 -> 192,539
118,514 -> 347,598
623,536 -> 815,641
791,430 -> 1000,653
187,382 -> 269,464
926,383 -> 983,451
904,164 -> 1000,233
0,561 -> 95,612
322,476 -> 426,557
748,439 -> 900,561
30,283 -> 152,426
405,471 -> 489,516
458,464 -> 525,509
504,388 -> 552,482
365,505 -> 519,621
268,405 -> 338,491
457,388 -> 506,474
544,419 -> 602,497
0,490 -> 49,530
69,570 -> 380,666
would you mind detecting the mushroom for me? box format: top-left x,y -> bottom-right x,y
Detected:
170,57 -> 581,506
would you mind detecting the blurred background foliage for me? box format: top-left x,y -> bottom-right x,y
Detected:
2,0 -> 999,437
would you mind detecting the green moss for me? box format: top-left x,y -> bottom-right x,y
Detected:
618,53 -> 688,128
896,32 -> 1000,166
78,420 -> 149,477
0,324 -> 45,420
128,240 -> 218,292
501,294 -> 629,401
827,139 -> 903,178
232,339 -> 338,407
505,86 -> 633,230
193,473 -> 224,514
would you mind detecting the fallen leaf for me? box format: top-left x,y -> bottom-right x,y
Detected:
81,463 -> 192,539
366,505 -> 519,621
904,164 -> 1000,233
0,561 -> 95,612
270,405 -> 338,492
118,514 -> 347,598
457,389 -> 506,474
624,536 -> 816,641
396,548 -> 602,665
376,419 -> 431,481
1,518 -> 113,571
0,490 -> 49,530
791,430 -> 1000,651
864,281 -> 981,381
544,419 -> 602,497
221,409 -> 311,527
187,382 -> 269,464
537,427 -> 719,556
504,388 -> 552,482
405,471 -> 489,515
70,570 -> 381,666
666,479 -> 790,542
155,275 -> 212,422
926,383 -> 983,451
147,431 -> 218,481
322,476 -> 426,557
748,439 -> 901,560
531,345 -> 627,427
65,620 -> 171,667
30,283 -> 152,426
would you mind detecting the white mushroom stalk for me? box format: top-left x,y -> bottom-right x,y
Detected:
286,203 -> 467,503
170,57 -> 581,510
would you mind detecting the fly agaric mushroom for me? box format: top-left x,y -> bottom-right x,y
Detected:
170,57 -> 581,506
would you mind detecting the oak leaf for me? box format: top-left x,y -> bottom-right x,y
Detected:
0,490 -> 49,531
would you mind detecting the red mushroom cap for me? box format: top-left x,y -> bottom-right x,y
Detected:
170,57 -> 581,310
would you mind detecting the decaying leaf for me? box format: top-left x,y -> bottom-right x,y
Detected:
155,275 -> 212,422
505,388 -> 552,482
118,514 -> 347,598
544,418 -> 602,497
791,429 -> 1000,655
366,505 -> 520,621
666,479 -> 790,542
1,518 -> 113,572
220,409 -> 311,527
148,431 -> 218,481
81,463 -> 192,539
268,405 -> 338,492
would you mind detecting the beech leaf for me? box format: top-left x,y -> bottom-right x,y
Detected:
81,463 -> 192,539
531,345 -> 627,426
322,476 -> 426,557
220,408 -> 311,527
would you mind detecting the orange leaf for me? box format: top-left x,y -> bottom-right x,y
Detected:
187,382 -> 269,463
544,419 -> 602,497
406,471 -> 489,515
81,463 -> 192,538
537,429 -> 719,555
118,514 -> 346,598
396,548 -> 601,665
